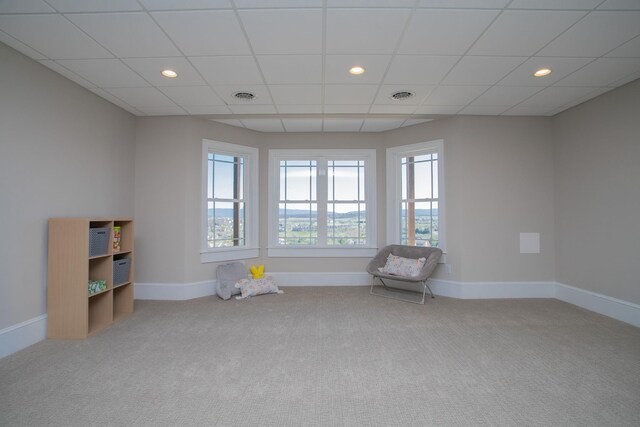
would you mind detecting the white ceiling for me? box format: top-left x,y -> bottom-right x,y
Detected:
1,0 -> 639,132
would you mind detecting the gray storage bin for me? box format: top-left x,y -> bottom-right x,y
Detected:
113,258 -> 131,286
89,227 -> 110,257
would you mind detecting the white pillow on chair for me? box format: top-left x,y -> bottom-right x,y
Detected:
380,254 -> 426,277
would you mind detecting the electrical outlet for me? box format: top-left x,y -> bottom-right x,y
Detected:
445,264 -> 451,274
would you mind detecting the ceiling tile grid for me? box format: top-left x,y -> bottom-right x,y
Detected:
1,0 -> 639,132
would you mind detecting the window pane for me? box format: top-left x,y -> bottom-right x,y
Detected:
414,201 -> 432,247
328,203 -> 365,245
433,160 -> 439,198
401,163 -> 407,200
213,157 -> 235,200
279,202 -> 317,245
414,158 -> 432,199
208,201 -> 245,248
207,159 -> 213,199
333,166 -> 360,201
282,161 -> 316,201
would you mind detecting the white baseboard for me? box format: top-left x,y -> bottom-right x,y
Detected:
430,279 -> 556,299
0,314 -> 47,359
555,282 -> 640,328
135,280 -> 216,301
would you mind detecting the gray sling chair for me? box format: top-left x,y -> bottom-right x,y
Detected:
367,245 -> 443,304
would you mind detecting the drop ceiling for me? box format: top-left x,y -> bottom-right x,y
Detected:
1,0 -> 639,132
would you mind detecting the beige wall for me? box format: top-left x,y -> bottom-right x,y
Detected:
385,116 -> 556,282
553,79 -> 640,304
134,118 -> 385,283
0,43 -> 136,330
134,114 -> 556,285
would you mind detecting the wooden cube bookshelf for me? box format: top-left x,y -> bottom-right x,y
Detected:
48,218 -> 134,339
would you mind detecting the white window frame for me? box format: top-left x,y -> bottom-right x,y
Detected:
201,139 -> 259,263
386,140 -> 445,258
268,149 -> 377,258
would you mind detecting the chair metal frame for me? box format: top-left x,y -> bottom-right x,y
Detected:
366,245 -> 442,305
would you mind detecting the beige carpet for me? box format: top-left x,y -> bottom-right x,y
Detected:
1,286 -> 639,426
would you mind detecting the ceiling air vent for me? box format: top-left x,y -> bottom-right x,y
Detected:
233,91 -> 256,101
390,91 -> 415,101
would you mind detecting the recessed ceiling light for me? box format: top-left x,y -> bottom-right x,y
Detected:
533,68 -> 552,77
349,66 -> 365,75
161,69 -> 178,78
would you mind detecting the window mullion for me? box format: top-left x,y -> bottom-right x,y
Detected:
317,158 -> 328,246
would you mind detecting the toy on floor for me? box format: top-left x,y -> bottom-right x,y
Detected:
250,264 -> 265,279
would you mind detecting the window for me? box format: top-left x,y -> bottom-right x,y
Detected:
387,140 -> 444,252
269,150 -> 377,257
201,139 -> 258,263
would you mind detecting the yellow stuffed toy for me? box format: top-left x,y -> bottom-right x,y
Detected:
250,265 -> 265,279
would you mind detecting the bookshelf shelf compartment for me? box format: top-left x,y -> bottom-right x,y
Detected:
48,218 -> 134,339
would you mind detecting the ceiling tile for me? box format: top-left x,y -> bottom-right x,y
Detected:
39,60 -> 97,88
56,59 -> 150,87
538,12 -> 640,57
326,8 -> 411,54
497,57 -> 594,86
89,88 -> 143,115
211,119 -> 244,128
0,0 -> 54,13
385,55 -> 460,84
152,11 -> 250,56
277,105 -> 323,113
323,105 -> 370,113
423,85 -> 489,105
183,105 -> 233,114
469,11 -> 586,56
140,0 -> 232,10
67,13 -> 180,58
123,57 -> 206,86
137,106 -> 189,115
322,119 -> 364,132
508,0 -> 601,9
362,119 -> 405,132
414,105 -> 463,114
374,85 -> 434,105
214,85 -> 273,104
328,0 -> 415,7
159,86 -> 225,106
0,31 -> 48,60
269,85 -> 322,105
555,57 -> 640,86
325,55 -> 392,84
609,69 -> 640,86
442,56 -> 526,85
228,105 -> 277,114
398,9 -> 498,55
458,105 -> 510,115
282,119 -> 323,132
0,15 -> 112,59
47,0 -> 142,12
258,55 -> 322,84
324,85 -> 379,104
241,119 -> 285,132
401,119 -> 433,127
517,86 -> 600,107
470,86 -> 542,106
369,105 -> 418,114
105,87 -> 176,106
239,9 -> 322,54
190,56 -> 263,86
598,0 -> 640,10
236,0 -> 321,7
605,35 -> 640,57
502,105 -> 556,115
418,0 -> 509,7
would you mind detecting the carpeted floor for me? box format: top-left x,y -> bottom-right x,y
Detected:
1,286 -> 639,426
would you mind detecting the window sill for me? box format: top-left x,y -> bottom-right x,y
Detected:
200,248 -> 259,263
268,247 -> 378,258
